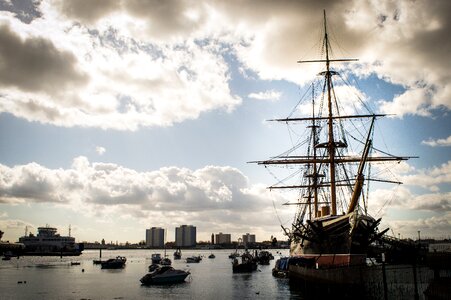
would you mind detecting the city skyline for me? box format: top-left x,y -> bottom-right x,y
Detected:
0,1 -> 450,243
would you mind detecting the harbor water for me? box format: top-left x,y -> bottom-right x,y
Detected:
0,249 -> 299,299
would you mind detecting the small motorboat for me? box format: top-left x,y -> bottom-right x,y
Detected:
186,256 -> 202,263
208,253 -> 215,259
70,261 -> 81,266
140,266 -> 190,285
101,256 -> 126,269
256,250 -> 272,265
229,251 -> 239,259
173,248 -> 182,260
232,252 -> 257,273
151,253 -> 162,264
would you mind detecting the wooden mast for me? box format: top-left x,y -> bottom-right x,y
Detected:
251,10 -> 414,220
323,10 -> 337,215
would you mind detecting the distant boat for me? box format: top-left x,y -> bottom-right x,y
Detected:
160,257 -> 172,266
151,253 -> 162,264
140,266 -> 190,285
70,261 -> 81,266
272,257 -> 289,278
186,256 -> 202,263
101,256 -> 126,269
208,253 -> 215,259
232,252 -> 257,273
173,248 -> 182,260
228,250 -> 239,259
18,226 -> 83,256
256,251 -> 272,265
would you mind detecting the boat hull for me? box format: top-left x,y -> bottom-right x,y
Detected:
232,262 -> 257,273
141,273 -> 189,285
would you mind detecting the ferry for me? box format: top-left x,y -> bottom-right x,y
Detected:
18,226 -> 83,256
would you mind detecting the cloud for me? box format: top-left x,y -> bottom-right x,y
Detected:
0,2 -> 241,130
384,212 -> 451,239
248,89 -> 281,101
400,161 -> 451,190
0,0 -> 448,129
0,158 -> 292,234
95,146 -> 106,155
0,22 -> 87,95
422,135 -> 451,147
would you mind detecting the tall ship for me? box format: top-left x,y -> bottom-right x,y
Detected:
18,225 -> 83,256
252,11 -> 422,297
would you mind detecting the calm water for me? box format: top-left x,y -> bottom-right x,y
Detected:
0,249 -> 300,299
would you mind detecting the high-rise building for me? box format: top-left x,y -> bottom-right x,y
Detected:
175,225 -> 196,247
146,227 -> 165,248
242,233 -> 256,246
215,232 -> 231,244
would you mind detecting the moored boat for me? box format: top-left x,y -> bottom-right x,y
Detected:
101,256 -> 126,269
186,255 -> 202,263
173,248 -> 182,259
140,266 -> 190,285
151,253 -> 162,264
160,257 -> 172,266
232,252 -> 257,273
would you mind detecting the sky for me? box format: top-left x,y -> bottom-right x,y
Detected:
0,0 -> 450,244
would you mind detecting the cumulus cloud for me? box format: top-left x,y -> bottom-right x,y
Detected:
248,89 -> 281,101
0,0 -> 448,130
0,22 -> 87,94
0,157 -> 292,237
0,1 -> 241,130
366,159 -> 451,238
400,160 -> 451,190
422,135 -> 451,147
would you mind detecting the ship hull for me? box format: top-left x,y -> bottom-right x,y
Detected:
288,263 -> 435,299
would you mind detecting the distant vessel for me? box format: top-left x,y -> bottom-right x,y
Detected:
253,10 -> 416,294
151,253 -> 162,264
18,226 -> 83,256
186,256 -> 202,263
101,256 -> 127,269
232,252 -> 257,273
140,266 -> 190,285
173,248 -> 182,259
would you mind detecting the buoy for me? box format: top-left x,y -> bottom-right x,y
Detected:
82,268 -> 85,272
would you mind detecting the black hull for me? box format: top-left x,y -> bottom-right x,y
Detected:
289,263 -> 436,300
233,262 -> 257,273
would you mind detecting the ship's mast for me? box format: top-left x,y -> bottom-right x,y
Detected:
323,10 -> 338,215
251,10 -> 414,221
